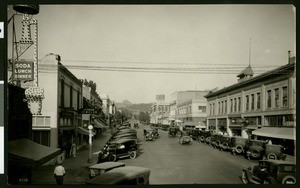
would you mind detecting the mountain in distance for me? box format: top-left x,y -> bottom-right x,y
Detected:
115,100 -> 152,113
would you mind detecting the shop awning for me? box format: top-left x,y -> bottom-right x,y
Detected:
94,119 -> 105,129
252,127 -> 295,140
8,138 -> 61,167
77,126 -> 95,136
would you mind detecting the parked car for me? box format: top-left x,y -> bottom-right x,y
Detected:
210,134 -> 222,148
89,162 -> 125,179
198,130 -> 211,143
179,131 -> 192,145
86,166 -> 151,185
97,138 -> 138,163
246,140 -> 267,160
152,127 -> 159,139
264,144 -> 287,160
219,135 -> 234,151
241,160 -> 296,184
231,137 -> 248,155
188,129 -> 200,141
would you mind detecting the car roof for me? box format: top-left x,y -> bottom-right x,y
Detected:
111,138 -> 137,144
260,159 -> 295,165
89,162 -> 125,170
86,166 -> 151,184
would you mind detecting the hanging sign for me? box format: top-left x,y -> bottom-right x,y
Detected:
12,61 -> 34,81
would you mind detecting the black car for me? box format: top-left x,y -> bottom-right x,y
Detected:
245,140 -> 267,160
168,126 -> 178,137
241,160 -> 296,184
98,138 -> 138,163
144,128 -> 155,141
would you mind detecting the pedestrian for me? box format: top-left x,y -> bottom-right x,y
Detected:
65,141 -> 71,159
54,162 -> 65,185
71,142 -> 77,158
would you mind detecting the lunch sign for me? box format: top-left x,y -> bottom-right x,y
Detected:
12,61 -> 34,81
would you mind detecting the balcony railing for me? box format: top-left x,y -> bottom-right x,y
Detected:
32,115 -> 51,130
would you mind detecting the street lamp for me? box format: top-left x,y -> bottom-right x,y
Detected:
87,125 -> 93,163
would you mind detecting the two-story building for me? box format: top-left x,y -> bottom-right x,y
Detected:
150,95 -> 170,124
205,55 -> 296,155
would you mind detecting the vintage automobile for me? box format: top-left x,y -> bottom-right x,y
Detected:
168,126 -> 179,137
86,166 -> 151,185
263,144 -> 287,160
245,140 -> 267,160
152,127 -> 159,139
198,130 -> 211,143
113,129 -> 137,137
231,137 -> 248,155
144,128 -> 155,141
97,138 -> 138,163
210,134 -> 223,148
241,160 -> 296,184
219,135 -> 233,151
89,162 -> 125,179
179,131 -> 193,145
188,129 -> 200,141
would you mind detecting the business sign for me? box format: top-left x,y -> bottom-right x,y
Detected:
81,108 -> 99,114
12,61 -> 34,81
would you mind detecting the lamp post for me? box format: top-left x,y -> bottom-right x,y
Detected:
87,125 -> 93,163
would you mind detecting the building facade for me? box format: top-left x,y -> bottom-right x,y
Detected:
205,57 -> 296,155
150,95 -> 170,124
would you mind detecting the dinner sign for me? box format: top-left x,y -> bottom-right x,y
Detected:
12,61 -> 34,81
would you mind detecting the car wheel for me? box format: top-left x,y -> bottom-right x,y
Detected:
241,171 -> 249,184
129,151 -> 137,159
200,136 -> 205,142
282,175 -> 296,184
108,154 -> 117,162
251,149 -> 261,159
222,143 -> 228,150
235,145 -> 244,154
267,153 -> 277,160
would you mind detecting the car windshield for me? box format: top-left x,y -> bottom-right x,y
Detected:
279,165 -> 296,173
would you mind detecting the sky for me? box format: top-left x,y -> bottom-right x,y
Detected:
7,4 -> 296,103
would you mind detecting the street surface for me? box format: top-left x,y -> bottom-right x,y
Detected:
32,123 -> 257,184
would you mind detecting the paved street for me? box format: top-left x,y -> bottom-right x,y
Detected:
31,124 -> 261,185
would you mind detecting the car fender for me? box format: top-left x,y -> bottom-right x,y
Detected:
281,175 -> 296,184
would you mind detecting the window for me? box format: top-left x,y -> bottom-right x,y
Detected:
70,86 -> 73,108
230,99 -> 233,113
251,94 -> 255,110
224,100 -> 227,113
77,90 -> 80,110
267,90 -> 272,108
275,88 -> 279,107
221,101 -> 223,114
218,102 -> 221,114
238,97 -> 241,112
246,95 -> 249,111
257,93 -> 261,110
61,79 -> 65,107
198,106 -> 206,113
282,86 -> 288,107
234,98 -> 237,112
213,103 -> 215,115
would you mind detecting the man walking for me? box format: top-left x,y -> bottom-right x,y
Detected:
54,162 -> 65,185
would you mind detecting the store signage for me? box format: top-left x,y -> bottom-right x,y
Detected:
82,108 -> 99,114
12,61 -> 34,81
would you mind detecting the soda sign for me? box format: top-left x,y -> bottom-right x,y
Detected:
12,61 -> 34,81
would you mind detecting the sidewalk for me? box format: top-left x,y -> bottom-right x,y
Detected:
31,129 -> 112,185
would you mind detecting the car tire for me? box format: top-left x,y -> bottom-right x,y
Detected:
241,171 -> 249,184
267,153 -> 277,160
251,149 -> 261,159
129,151 -> 137,159
235,145 -> 244,154
200,136 -> 205,142
108,154 -> 117,162
222,143 -> 229,150
281,175 -> 296,184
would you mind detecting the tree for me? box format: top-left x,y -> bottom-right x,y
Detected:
138,111 -> 150,123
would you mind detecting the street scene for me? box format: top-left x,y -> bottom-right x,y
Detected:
5,4 -> 296,185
